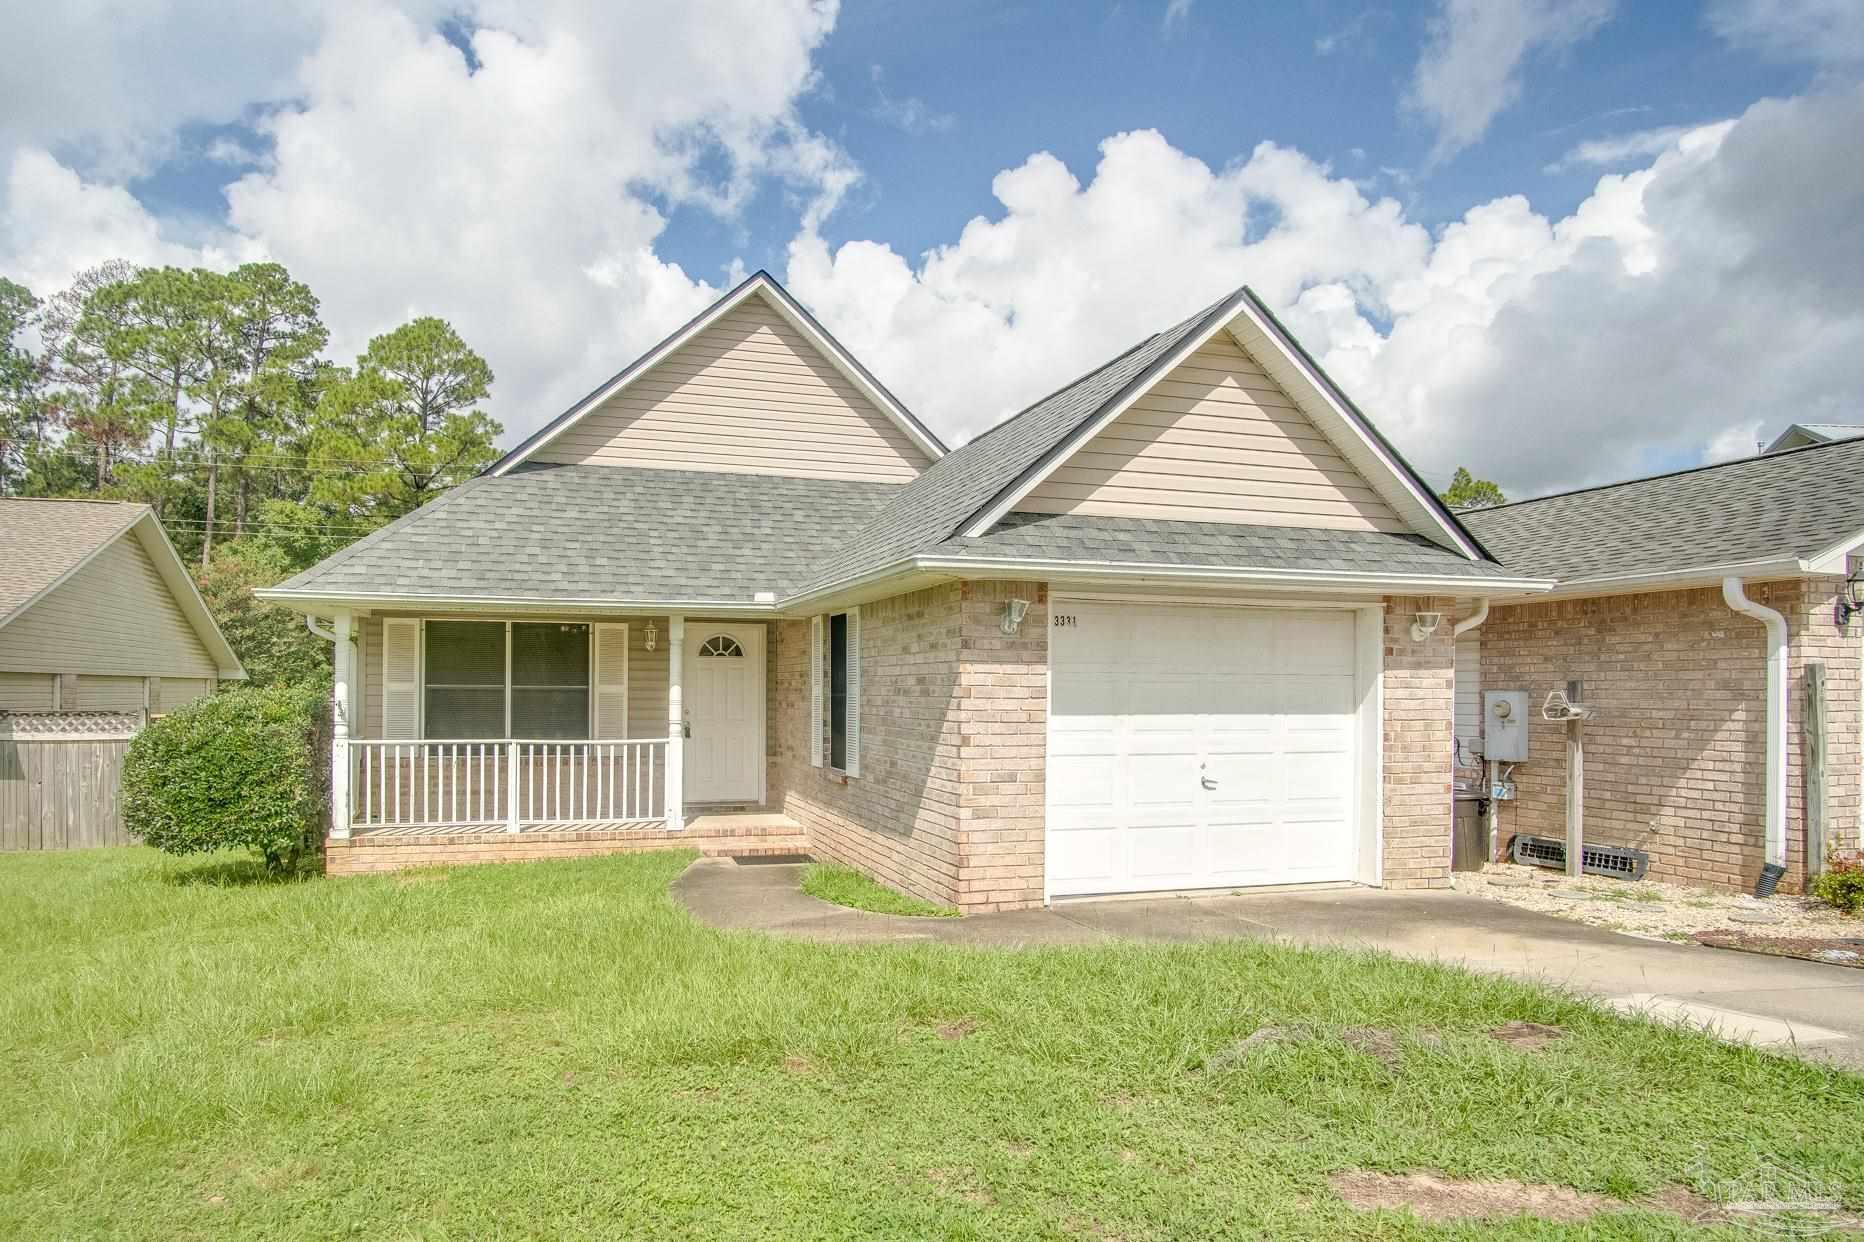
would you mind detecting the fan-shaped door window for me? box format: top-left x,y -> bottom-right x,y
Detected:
699,634 -> 745,658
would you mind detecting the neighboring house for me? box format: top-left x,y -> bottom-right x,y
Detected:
1,499 -> 246,849
1764,423 -> 1864,453
260,272 -> 1550,906
1458,441 -> 1864,893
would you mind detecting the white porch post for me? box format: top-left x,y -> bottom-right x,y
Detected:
330,609 -> 352,839
666,615 -> 685,831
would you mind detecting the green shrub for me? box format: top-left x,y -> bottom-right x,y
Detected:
1809,852 -> 1864,915
123,681 -> 329,874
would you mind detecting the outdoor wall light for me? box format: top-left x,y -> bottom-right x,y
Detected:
1001,598 -> 1032,636
645,620 -> 657,651
1838,568 -> 1864,627
1410,611 -> 1444,642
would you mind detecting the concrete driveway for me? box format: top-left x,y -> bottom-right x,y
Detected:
676,858 -> 1864,1067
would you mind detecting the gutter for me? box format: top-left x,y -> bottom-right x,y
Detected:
1721,577 -> 1789,877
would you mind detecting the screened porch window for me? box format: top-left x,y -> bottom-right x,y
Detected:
423,621 -> 591,739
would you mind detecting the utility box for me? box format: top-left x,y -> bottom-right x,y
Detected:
1484,690 -> 1530,761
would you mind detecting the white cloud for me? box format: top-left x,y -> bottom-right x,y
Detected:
787,85 -> 1864,498
1707,0 -> 1864,64
1543,123 -> 1691,173
1407,0 -> 1616,163
1,0 -> 854,441
1162,0 -> 1194,34
868,66 -> 954,135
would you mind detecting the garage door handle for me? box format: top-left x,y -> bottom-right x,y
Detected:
1200,774 -> 1218,790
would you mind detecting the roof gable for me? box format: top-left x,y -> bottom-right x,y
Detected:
492,272 -> 944,479
0,500 -> 245,679
1012,330 -> 1411,533
963,288 -> 1481,556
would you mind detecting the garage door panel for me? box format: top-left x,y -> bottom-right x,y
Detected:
1047,602 -> 1365,898
1126,823 -> 1200,884
1049,827 -> 1124,891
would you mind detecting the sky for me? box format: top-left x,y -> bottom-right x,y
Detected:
2,0 -> 1861,499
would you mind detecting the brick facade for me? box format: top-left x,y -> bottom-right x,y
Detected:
1381,595 -> 1459,889
1480,579 -> 1860,893
768,580 -> 1050,913
771,586 -> 967,906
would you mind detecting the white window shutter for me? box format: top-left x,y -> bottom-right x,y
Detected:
845,608 -> 861,777
382,619 -> 420,739
593,623 -> 629,738
809,615 -> 823,768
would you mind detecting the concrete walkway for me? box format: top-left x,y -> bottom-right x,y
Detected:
675,858 -> 1864,1067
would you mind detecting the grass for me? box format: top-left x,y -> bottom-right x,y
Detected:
800,861 -> 960,917
0,849 -> 1860,1238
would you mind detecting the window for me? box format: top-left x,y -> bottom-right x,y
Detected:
421,621 -> 590,739
699,634 -> 744,658
424,621 -> 505,738
511,623 -> 590,739
828,612 -> 848,769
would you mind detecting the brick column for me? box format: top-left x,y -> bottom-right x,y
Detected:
1381,595 -> 1457,888
955,580 -> 1048,912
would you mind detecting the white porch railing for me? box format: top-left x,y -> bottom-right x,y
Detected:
349,739 -> 667,832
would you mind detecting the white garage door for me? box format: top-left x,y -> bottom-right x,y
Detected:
1047,601 -> 1362,898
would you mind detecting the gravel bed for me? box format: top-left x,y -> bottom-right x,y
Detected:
1452,862 -> 1863,941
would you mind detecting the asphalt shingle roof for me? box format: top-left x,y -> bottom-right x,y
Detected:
933,511 -> 1518,579
271,465 -> 900,604
1460,436 -> 1864,583
0,499 -> 145,624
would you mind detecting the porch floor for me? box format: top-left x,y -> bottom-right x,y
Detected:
351,811 -> 800,841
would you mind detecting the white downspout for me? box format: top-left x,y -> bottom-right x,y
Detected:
1452,597 -> 1490,638
1721,578 -> 1788,870
1452,600 -> 1497,862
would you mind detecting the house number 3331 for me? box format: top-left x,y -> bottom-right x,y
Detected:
1053,614 -> 1078,627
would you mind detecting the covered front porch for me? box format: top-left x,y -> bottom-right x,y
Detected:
323,610 -> 793,859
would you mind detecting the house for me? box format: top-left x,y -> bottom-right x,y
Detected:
1456,443 -> 1864,894
1764,423 -> 1864,454
260,272 -> 1552,907
1,499 -> 246,849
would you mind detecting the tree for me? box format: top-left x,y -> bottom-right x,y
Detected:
194,538 -> 331,688
0,277 -> 42,494
308,317 -> 501,525
85,266 -> 230,515
1440,467 -> 1506,511
210,263 -> 328,542
40,261 -> 158,491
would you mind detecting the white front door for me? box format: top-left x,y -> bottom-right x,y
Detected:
682,623 -> 765,803
1047,601 -> 1361,898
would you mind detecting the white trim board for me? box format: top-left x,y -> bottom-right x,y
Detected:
489,272 -> 944,476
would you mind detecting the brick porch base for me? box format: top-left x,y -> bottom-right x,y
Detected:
324,813 -> 808,875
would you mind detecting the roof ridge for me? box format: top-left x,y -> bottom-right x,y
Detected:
1471,434 -> 1864,515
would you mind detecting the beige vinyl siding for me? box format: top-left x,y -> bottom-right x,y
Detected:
629,621 -> 669,740
76,675 -> 145,712
159,677 -> 214,713
1016,333 -> 1409,531
529,297 -> 932,482
0,671 -> 55,711
0,533 -> 217,678
1454,630 -> 1481,765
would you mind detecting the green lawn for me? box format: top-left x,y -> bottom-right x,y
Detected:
800,861 -> 961,917
2,849 -> 1861,1238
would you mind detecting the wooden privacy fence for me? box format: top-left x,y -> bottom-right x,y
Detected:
0,712 -> 143,850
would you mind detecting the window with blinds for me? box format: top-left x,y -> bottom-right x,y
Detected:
420,621 -> 592,739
